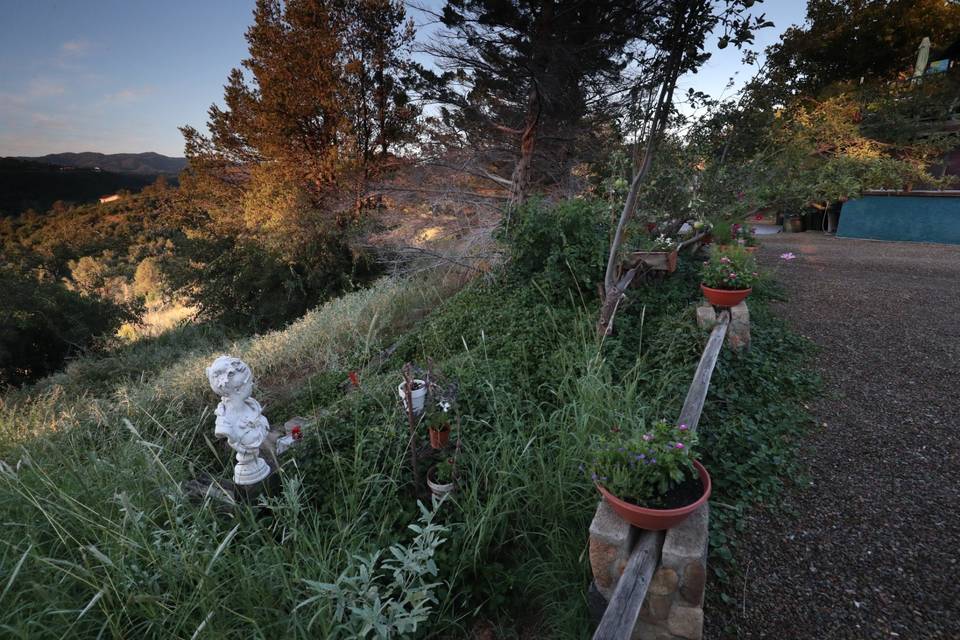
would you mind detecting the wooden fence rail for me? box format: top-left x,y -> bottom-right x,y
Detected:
592,311 -> 730,640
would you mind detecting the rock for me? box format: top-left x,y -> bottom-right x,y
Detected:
696,305 -> 717,330
643,593 -> 673,621
649,568 -> 679,596
680,561 -> 706,606
667,605 -> 704,640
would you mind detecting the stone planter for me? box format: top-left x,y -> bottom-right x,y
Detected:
595,460 -> 711,531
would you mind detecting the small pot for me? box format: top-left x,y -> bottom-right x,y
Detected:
783,216 -> 804,233
429,424 -> 451,449
596,460 -> 711,531
427,466 -> 455,500
701,284 -> 752,308
398,379 -> 427,414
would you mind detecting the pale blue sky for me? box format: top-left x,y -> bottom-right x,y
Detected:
0,1 -> 807,157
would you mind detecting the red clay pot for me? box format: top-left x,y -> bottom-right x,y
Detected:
596,460 -> 711,531
429,425 -> 450,449
701,284 -> 752,308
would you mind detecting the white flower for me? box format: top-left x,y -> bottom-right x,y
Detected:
439,401 -> 451,412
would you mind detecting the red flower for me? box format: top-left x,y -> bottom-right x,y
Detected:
348,371 -> 360,387
292,425 -> 303,440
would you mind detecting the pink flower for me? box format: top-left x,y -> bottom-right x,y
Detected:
679,424 -> 689,431
675,442 -> 685,450
642,433 -> 653,442
780,252 -> 796,261
729,272 -> 737,278
719,257 -> 731,264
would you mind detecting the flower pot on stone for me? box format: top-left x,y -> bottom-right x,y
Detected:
427,459 -> 456,500
398,379 -> 427,414
597,460 -> 712,530
701,284 -> 752,308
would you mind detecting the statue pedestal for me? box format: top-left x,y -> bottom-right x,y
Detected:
234,451 -> 271,485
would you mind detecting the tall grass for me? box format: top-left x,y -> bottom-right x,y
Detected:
0,249 -> 815,638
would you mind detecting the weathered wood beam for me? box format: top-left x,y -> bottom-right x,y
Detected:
592,530 -> 664,640
677,311 -> 729,435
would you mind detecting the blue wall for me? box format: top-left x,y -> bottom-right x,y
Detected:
838,195 -> 960,245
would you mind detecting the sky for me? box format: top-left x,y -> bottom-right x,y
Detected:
0,0 -> 808,158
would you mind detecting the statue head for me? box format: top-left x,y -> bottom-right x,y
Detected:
206,356 -> 253,401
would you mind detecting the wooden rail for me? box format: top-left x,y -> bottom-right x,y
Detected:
592,312 -> 730,640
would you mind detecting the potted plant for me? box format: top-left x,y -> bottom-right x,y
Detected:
586,420 -> 710,530
398,378 -> 427,414
424,404 -> 451,449
700,247 -> 759,308
628,234 -> 679,272
427,457 -> 456,500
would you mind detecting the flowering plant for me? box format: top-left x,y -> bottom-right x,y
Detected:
700,247 -> 759,290
423,402 -> 451,431
584,420 -> 698,508
651,234 -> 678,251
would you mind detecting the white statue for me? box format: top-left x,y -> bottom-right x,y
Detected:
207,356 -> 271,485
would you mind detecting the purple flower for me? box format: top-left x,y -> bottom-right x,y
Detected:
591,472 -> 598,481
676,442 -> 685,450
638,453 -> 646,460
780,252 -> 796,261
679,424 -> 688,431
650,458 -> 657,464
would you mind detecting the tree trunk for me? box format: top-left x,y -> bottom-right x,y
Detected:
509,84 -> 541,208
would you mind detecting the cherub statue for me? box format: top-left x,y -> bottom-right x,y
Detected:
207,356 -> 271,485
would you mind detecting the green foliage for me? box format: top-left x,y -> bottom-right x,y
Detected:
0,198 -> 818,637
586,420 -> 698,508
0,265 -> 137,387
431,458 -> 455,485
303,501 -> 448,639
497,198 -> 609,298
700,247 -> 759,290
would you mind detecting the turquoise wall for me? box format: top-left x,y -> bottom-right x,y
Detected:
838,195 -> 960,245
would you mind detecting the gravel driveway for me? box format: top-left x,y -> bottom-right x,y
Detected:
709,232 -> 960,639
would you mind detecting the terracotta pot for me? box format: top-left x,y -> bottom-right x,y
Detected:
701,284 -> 752,308
429,425 -> 450,449
427,466 -> 455,500
596,460 -> 711,531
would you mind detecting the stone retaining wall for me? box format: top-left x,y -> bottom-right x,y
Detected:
589,501 -> 710,640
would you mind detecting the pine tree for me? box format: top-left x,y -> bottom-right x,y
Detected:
423,0 -> 656,206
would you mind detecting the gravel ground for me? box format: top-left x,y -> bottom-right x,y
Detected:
707,232 -> 960,639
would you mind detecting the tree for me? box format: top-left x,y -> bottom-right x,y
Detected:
0,265 -> 135,387
423,0 -> 657,206
181,0 -> 419,220
763,0 -> 960,100
598,0 -> 768,335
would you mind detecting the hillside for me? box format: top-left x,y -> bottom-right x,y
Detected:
0,157 -> 173,216
19,151 -> 187,175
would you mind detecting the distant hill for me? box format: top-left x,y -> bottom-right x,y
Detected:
0,158 -> 171,217
19,152 -> 187,175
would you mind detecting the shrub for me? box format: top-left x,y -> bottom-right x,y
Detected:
497,198 -> 610,298
0,265 -> 137,387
